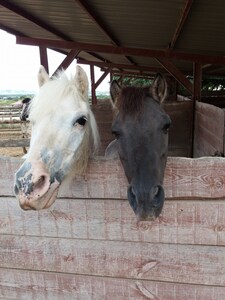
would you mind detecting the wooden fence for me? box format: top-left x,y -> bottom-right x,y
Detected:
0,105 -> 30,148
194,101 -> 225,157
1,156 -> 225,299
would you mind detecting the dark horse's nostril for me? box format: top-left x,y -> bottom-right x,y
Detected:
127,185 -> 137,212
152,186 -> 159,198
152,185 -> 164,208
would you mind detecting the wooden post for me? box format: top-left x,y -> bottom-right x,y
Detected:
193,62 -> 202,101
90,65 -> 97,105
39,46 -> 49,73
110,72 -> 113,83
192,62 -> 202,157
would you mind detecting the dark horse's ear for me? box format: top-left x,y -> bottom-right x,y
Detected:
151,73 -> 167,104
110,80 -> 121,107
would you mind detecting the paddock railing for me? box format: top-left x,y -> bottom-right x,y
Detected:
1,156 -> 225,299
0,105 -> 30,149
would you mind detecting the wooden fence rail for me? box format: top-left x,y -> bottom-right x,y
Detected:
0,105 -> 30,149
1,155 -> 225,299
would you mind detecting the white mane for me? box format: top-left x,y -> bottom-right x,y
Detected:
29,69 -> 99,171
14,66 -> 100,212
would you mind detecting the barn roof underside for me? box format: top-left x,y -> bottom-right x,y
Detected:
0,0 -> 225,79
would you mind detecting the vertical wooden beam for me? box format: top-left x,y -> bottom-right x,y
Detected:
39,46 -> 49,73
110,72 -> 113,83
175,79 -> 179,101
192,62 -> 202,157
90,65 -> 97,105
193,62 -> 202,101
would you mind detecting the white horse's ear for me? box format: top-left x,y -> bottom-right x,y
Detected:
74,65 -> 89,99
38,66 -> 49,87
105,139 -> 119,159
151,73 -> 167,104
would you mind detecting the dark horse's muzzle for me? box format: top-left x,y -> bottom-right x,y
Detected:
127,184 -> 165,221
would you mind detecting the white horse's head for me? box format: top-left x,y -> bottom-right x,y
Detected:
14,65 -> 99,210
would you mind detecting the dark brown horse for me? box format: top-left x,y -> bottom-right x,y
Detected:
20,97 -> 31,121
106,74 -> 171,221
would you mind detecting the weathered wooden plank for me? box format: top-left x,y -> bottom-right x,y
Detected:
1,197 -> 225,246
0,138 -> 30,147
164,101 -> 193,157
195,101 -> 224,121
0,120 -> 22,124
194,101 -> 225,157
194,114 -> 223,155
0,235 -> 225,286
0,268 -> 225,300
2,156 -> 225,199
195,108 -> 224,137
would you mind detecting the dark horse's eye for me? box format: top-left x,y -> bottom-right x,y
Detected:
74,116 -> 87,127
163,122 -> 170,133
112,130 -> 120,139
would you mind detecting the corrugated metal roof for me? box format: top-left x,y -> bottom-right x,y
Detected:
0,0 -> 224,77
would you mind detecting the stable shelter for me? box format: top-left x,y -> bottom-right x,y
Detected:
1,1 -> 225,299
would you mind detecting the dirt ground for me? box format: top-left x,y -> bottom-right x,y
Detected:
0,147 -> 25,157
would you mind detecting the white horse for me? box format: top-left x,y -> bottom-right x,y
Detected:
14,65 -> 99,210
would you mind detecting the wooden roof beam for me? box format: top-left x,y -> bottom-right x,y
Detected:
168,0 -> 193,50
75,0 -> 119,46
77,58 -> 165,74
0,0 -> 109,63
202,64 -> 225,74
75,0 -> 136,66
16,36 -> 225,65
112,71 -> 155,78
0,22 -> 27,37
0,0 -> 71,40
95,68 -> 110,89
156,58 -> 194,94
52,49 -> 80,77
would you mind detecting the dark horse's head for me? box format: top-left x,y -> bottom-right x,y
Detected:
106,74 -> 171,221
20,97 -> 31,121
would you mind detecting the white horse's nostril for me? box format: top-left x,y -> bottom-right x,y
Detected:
33,175 -> 46,190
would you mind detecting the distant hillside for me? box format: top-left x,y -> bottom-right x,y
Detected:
0,90 -> 35,99
0,89 -> 109,104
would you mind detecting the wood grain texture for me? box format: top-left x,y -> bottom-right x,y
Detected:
194,101 -> 225,157
0,268 -> 225,300
1,197 -> 225,246
3,156 -> 225,199
1,235 -> 225,286
2,155 -> 225,297
163,101 -> 193,157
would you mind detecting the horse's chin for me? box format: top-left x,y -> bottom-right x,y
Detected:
18,181 -> 60,211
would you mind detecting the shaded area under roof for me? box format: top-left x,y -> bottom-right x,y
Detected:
0,0 -> 225,78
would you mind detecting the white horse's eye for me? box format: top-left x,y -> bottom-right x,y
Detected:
74,116 -> 87,127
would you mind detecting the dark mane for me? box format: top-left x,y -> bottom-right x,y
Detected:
117,86 -> 149,117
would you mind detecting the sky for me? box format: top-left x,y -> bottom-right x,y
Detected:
0,29 -> 110,93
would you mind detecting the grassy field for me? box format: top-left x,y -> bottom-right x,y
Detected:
0,99 -> 18,105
